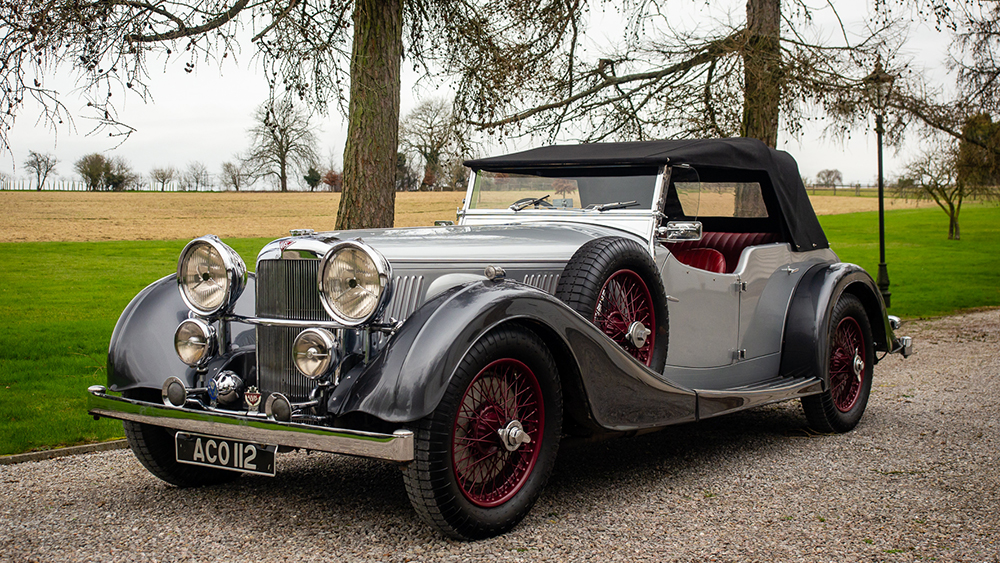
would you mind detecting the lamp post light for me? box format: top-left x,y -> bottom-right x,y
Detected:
865,59 -> 895,308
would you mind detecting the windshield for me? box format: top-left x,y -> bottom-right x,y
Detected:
469,168 -> 659,211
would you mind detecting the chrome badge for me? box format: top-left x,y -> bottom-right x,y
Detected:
245,386 -> 262,413
207,378 -> 219,408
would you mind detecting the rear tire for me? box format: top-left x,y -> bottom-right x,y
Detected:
801,294 -> 874,433
123,389 -> 241,487
402,325 -> 562,539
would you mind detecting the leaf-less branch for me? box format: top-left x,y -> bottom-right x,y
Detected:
125,0 -> 253,43
468,31 -> 744,128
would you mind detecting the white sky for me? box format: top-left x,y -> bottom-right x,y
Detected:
1,0 -> 955,188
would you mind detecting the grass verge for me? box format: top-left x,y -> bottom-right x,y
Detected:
0,239 -> 270,456
818,204 -> 999,318
1,205 -> 997,455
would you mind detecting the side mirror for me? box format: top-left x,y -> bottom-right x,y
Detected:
657,220 -> 703,243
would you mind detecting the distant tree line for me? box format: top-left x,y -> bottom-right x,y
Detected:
14,95 -> 471,193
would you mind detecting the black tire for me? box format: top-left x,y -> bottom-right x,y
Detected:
402,325 -> 562,540
555,237 -> 669,371
123,389 -> 241,487
801,293 -> 874,433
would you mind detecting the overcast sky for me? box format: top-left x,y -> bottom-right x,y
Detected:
2,0 -> 954,188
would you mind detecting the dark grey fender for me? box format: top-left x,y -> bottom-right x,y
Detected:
779,262 -> 894,385
107,274 -> 256,392
336,280 -> 697,432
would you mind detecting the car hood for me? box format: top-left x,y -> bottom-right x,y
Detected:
258,222 -> 646,265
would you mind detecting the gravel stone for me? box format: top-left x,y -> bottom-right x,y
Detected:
1,310 -> 997,562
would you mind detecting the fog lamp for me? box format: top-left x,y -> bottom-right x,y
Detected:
174,318 -> 215,367
292,328 -> 338,379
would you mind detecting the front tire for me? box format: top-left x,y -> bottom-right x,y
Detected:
801,293 -> 874,433
402,325 -> 562,539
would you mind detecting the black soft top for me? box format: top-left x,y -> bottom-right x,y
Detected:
466,138 -> 828,251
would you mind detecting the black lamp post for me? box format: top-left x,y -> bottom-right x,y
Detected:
865,60 -> 895,308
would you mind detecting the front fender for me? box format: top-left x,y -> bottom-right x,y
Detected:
337,280 -> 697,431
107,274 -> 256,391
779,263 -> 894,385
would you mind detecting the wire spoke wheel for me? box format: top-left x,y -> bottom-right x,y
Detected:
594,269 -> 655,366
453,358 -> 543,507
801,293 -> 874,433
555,237 -> 668,372
402,326 -> 562,540
829,316 -> 864,413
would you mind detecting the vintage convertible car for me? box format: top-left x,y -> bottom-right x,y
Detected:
88,138 -> 912,539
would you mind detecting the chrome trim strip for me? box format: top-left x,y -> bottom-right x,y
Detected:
226,314 -> 349,329
87,386 -> 414,463
224,314 -> 400,334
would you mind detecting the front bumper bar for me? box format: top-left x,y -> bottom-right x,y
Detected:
87,386 -> 414,463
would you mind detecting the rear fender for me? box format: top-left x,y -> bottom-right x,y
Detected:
779,263 -> 894,385
335,280 -> 697,431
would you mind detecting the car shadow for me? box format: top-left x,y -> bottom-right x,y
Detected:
122,401 -> 816,544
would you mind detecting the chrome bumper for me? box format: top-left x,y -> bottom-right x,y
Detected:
892,336 -> 914,358
87,386 -> 414,463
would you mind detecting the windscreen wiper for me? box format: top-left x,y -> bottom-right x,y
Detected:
509,195 -> 551,211
589,200 -> 639,212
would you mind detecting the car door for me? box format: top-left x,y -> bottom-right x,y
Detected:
659,256 -> 741,368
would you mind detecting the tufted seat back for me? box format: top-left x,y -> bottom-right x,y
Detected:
666,232 -> 780,273
671,248 -> 727,274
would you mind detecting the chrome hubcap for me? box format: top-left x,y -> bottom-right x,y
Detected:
497,420 -> 532,452
853,353 -> 864,382
626,321 -> 650,349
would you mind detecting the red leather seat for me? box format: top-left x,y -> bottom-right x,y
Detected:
665,232 -> 780,273
672,248 -> 727,274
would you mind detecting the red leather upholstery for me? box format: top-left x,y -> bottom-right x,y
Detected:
666,232 -> 780,273
672,248 -> 727,274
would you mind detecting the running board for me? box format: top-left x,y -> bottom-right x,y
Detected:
695,376 -> 823,420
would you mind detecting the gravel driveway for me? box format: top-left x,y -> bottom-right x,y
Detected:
2,310 -> 997,562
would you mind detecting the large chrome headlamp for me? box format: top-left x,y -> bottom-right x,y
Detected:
177,235 -> 247,316
318,241 -> 392,326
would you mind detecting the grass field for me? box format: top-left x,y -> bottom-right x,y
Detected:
1,200 -> 997,456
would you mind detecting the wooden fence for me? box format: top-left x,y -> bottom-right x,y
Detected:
0,178 -> 308,192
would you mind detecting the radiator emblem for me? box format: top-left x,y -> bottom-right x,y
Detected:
245,386 -> 262,413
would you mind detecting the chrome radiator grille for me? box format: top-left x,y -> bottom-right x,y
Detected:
255,260 -> 427,401
256,259 -> 328,401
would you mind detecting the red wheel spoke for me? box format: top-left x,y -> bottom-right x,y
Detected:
829,316 -> 865,413
452,357 -> 545,507
594,269 -> 656,367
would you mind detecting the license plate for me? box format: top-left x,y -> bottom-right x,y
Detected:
175,432 -> 276,477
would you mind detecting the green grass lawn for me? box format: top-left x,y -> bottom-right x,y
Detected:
818,204 -> 1000,318
0,238 -> 270,456
1,205 -> 997,456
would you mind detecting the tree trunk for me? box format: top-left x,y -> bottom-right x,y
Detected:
742,0 -> 780,148
336,0 -> 403,230
280,159 -> 288,192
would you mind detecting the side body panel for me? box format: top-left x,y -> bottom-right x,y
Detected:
336,281 -> 698,431
659,255 -> 740,368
